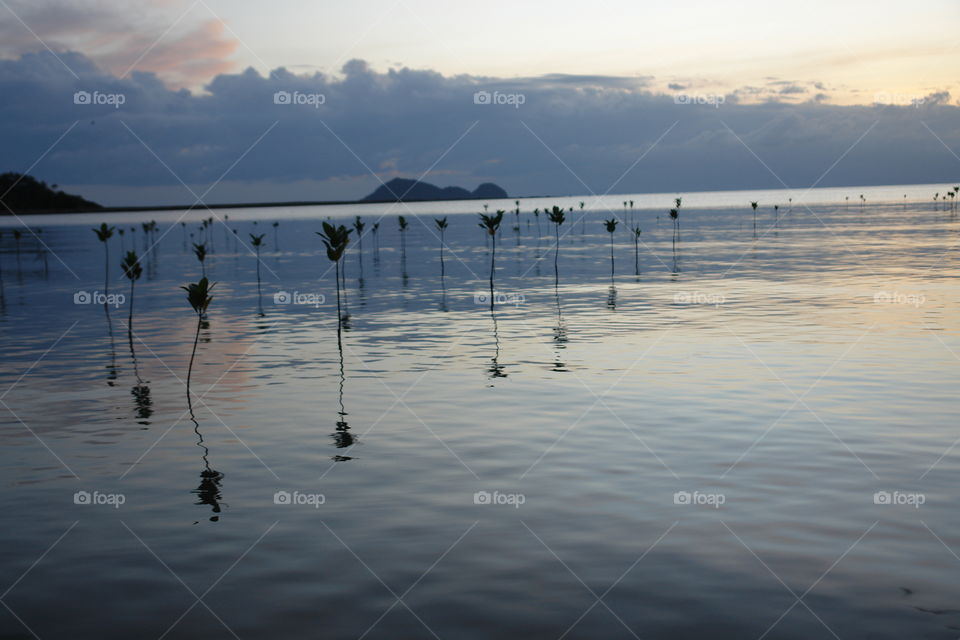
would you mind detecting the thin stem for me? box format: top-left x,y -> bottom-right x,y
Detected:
609,234 -> 614,278
255,247 -> 262,314
186,313 -> 201,412
335,260 -> 343,350
554,224 -> 560,285
634,236 -> 639,275
440,229 -> 445,277
103,243 -> 109,298
489,232 -> 496,308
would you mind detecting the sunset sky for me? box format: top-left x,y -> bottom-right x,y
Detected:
3,0 -> 957,102
0,0 -> 958,204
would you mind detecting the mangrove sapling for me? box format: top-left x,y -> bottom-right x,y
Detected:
631,226 -> 642,275
353,217 -> 365,252
669,208 -> 679,251
478,211 -> 504,304
93,223 -> 115,298
192,242 -> 208,278
250,234 -> 266,315
750,201 -> 758,234
121,251 -> 142,331
398,215 -> 408,259
603,218 -> 618,278
353,217 -> 366,283
316,222 -> 352,336
272,221 -> 280,250
182,277 -> 215,405
121,251 -> 147,403
547,206 -> 566,285
434,217 -> 449,276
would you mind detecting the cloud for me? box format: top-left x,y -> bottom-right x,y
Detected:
1,51 -> 959,206
778,85 -> 807,95
0,0 -> 238,88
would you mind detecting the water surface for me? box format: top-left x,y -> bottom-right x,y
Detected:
1,188 -> 959,639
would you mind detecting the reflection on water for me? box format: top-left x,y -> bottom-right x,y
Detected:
190,407 -> 225,523
1,196 -> 959,638
331,324 -> 356,457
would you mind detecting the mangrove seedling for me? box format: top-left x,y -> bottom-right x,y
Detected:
603,218 -> 618,277
631,226 -> 642,275
547,205 -> 566,283
478,211 -> 504,297
121,251 -> 142,329
250,233 -> 265,315
316,222 -> 352,333
93,223 -> 115,297
353,217 -> 365,254
398,215 -> 409,258
182,277 -> 215,402
434,217 -> 449,276
192,242 -> 208,278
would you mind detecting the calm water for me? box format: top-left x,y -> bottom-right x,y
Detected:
1,187 -> 959,639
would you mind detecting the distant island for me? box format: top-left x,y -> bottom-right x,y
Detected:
362,178 -> 507,202
0,173 -> 509,215
0,172 -> 103,214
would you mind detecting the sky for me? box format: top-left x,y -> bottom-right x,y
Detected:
0,0 -> 958,205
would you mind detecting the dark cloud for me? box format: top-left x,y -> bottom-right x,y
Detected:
1,52 -> 959,206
